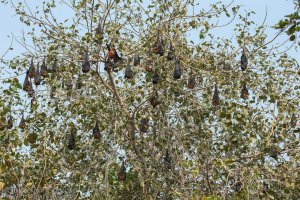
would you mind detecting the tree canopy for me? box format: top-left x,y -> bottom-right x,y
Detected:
274,0 -> 300,42
0,0 -> 299,199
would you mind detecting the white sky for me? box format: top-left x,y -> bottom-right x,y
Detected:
0,0 -> 298,61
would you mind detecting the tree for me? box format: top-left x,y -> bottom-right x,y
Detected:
0,0 -> 299,199
274,0 -> 300,42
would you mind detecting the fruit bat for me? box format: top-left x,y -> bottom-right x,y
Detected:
152,35 -> 164,56
164,149 -> 171,169
28,81 -> 35,98
28,59 -> 35,78
133,55 -> 140,66
187,71 -> 196,89
139,118 -> 149,132
240,52 -> 248,71
7,115 -> 13,129
269,147 -> 278,160
107,44 -> 115,58
40,59 -> 48,77
34,63 -> 42,86
23,71 -> 31,92
152,70 -> 159,84
118,161 -> 126,181
124,62 -> 133,79
82,52 -> 91,73
167,44 -> 175,61
94,21 -> 104,44
240,83 -> 249,99
173,59 -> 182,79
19,114 -> 26,129
104,60 -> 113,72
150,92 -> 161,108
145,58 -> 153,72
235,178 -> 242,192
93,121 -> 101,139
212,84 -> 220,106
107,44 -> 122,63
68,129 -> 76,150
174,89 -> 182,97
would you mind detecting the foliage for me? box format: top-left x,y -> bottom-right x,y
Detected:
0,0 -> 300,199
274,0 -> 300,42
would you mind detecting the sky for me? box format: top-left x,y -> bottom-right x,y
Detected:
0,0 -> 298,62
0,0 -> 300,69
